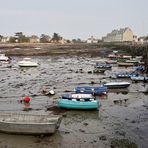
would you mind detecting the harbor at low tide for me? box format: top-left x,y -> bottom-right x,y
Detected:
0,55 -> 148,148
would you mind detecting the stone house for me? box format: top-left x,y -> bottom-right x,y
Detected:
87,36 -> 98,43
102,27 -> 133,42
1,37 -> 10,43
29,35 -> 40,43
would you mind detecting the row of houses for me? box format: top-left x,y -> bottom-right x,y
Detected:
86,27 -> 135,43
0,35 -> 39,43
0,34 -> 69,44
87,27 -> 147,44
1,28 -> 147,44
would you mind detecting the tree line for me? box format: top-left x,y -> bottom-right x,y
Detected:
0,32 -> 64,43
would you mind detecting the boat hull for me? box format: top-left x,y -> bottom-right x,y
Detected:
93,68 -> 106,73
114,72 -> 131,78
0,122 -> 57,135
19,65 -> 38,67
131,76 -> 148,82
0,112 -> 61,135
58,99 -> 99,110
117,75 -> 130,78
0,54 -> 9,61
18,58 -> 38,67
18,63 -> 38,67
117,62 -> 134,66
75,86 -> 107,95
104,82 -> 130,89
104,84 -> 130,88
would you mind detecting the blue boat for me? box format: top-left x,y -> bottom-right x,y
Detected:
131,76 -> 148,82
95,63 -> 112,69
134,66 -> 145,71
129,72 -> 140,77
75,86 -> 108,95
57,99 -> 100,110
115,72 -> 131,78
103,81 -> 130,88
112,71 -> 139,79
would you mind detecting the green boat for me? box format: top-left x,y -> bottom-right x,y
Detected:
57,99 -> 100,110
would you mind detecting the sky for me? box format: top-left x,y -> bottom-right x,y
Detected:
0,0 -> 148,40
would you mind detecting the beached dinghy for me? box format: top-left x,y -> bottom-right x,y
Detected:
95,62 -> 112,69
57,98 -> 100,110
103,81 -> 130,88
75,86 -> 107,95
0,112 -> 62,135
57,93 -> 100,110
0,54 -> 9,61
18,58 -> 38,67
131,76 -> 148,82
114,72 -> 131,78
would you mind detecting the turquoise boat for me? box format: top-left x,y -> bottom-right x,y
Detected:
57,99 -> 100,110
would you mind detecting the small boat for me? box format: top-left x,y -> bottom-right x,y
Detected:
122,55 -> 132,59
115,72 -> 131,78
93,68 -> 106,73
57,98 -> 100,110
112,71 -> 138,78
106,60 -> 117,64
18,58 -> 38,67
0,54 -> 10,61
130,76 -> 148,82
134,66 -> 145,71
117,62 -> 134,66
57,93 -> 101,110
75,86 -> 108,95
62,93 -> 95,100
125,60 -> 139,66
103,81 -> 130,88
108,54 -> 121,59
0,112 -> 62,135
95,62 -> 112,69
117,59 -> 139,67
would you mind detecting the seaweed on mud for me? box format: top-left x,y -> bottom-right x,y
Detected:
110,139 -> 138,148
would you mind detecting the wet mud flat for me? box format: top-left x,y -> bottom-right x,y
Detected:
1,43 -> 107,57
0,56 -> 148,148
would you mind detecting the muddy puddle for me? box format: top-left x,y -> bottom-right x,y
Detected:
0,56 -> 148,148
